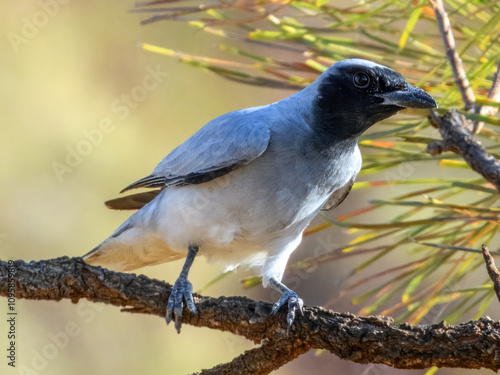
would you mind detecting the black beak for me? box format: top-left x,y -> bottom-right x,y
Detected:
377,84 -> 437,109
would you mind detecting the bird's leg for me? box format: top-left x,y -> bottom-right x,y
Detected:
269,277 -> 303,334
165,245 -> 199,333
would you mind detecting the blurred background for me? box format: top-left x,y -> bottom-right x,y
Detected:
1,1 -> 498,374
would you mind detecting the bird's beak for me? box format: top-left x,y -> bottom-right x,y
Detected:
377,84 -> 437,109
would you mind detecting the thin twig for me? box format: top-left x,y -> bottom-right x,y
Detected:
482,244 -> 500,303
487,60 -> 500,104
429,0 -> 476,111
474,60 -> 500,133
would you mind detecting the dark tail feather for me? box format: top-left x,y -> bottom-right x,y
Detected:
105,190 -> 161,210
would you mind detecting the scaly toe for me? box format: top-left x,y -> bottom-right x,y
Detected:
165,291 -> 178,325
165,278 -> 196,333
184,290 -> 197,314
271,295 -> 287,315
271,290 -> 303,334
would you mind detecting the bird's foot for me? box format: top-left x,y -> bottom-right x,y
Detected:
271,289 -> 303,335
165,277 -> 197,333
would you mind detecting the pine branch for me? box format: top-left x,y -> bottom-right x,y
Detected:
1,257 -> 500,374
193,339 -> 310,375
429,0 -> 476,111
427,109 -> 500,192
482,244 -> 500,303
474,60 -> 500,133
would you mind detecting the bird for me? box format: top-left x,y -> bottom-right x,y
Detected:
83,59 -> 437,333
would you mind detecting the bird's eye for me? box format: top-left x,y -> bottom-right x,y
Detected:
353,72 -> 370,88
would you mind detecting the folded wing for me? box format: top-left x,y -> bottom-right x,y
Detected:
108,108 -> 272,209
321,176 -> 355,211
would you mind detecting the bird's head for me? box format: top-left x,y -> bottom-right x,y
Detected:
308,59 -> 437,139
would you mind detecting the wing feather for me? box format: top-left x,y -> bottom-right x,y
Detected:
321,177 -> 355,211
117,107 -> 271,194
120,176 -> 167,193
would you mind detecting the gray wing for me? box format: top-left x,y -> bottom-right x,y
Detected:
321,177 -> 355,211
120,107 -> 271,193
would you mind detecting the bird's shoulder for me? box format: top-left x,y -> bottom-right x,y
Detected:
117,104 -> 276,193
153,105 -> 273,173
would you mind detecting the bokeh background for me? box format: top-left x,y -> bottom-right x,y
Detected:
1,1 -> 497,374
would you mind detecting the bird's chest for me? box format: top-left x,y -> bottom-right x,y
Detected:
287,147 -> 359,207
242,141 -> 361,233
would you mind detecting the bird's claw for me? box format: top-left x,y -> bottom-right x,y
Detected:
165,278 -> 197,333
271,290 -> 303,335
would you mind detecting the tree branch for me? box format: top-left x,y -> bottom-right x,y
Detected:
429,0 -> 476,111
482,244 -> 500,304
474,60 -> 500,133
1,257 -> 500,373
426,109 -> 500,192
194,339 -> 310,375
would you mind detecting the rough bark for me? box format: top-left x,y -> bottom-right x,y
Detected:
427,109 -> 500,192
1,257 -> 500,374
194,339 -> 311,375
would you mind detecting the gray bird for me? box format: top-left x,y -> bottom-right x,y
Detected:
84,59 -> 437,333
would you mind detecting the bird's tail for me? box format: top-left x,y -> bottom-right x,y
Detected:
83,221 -> 183,272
